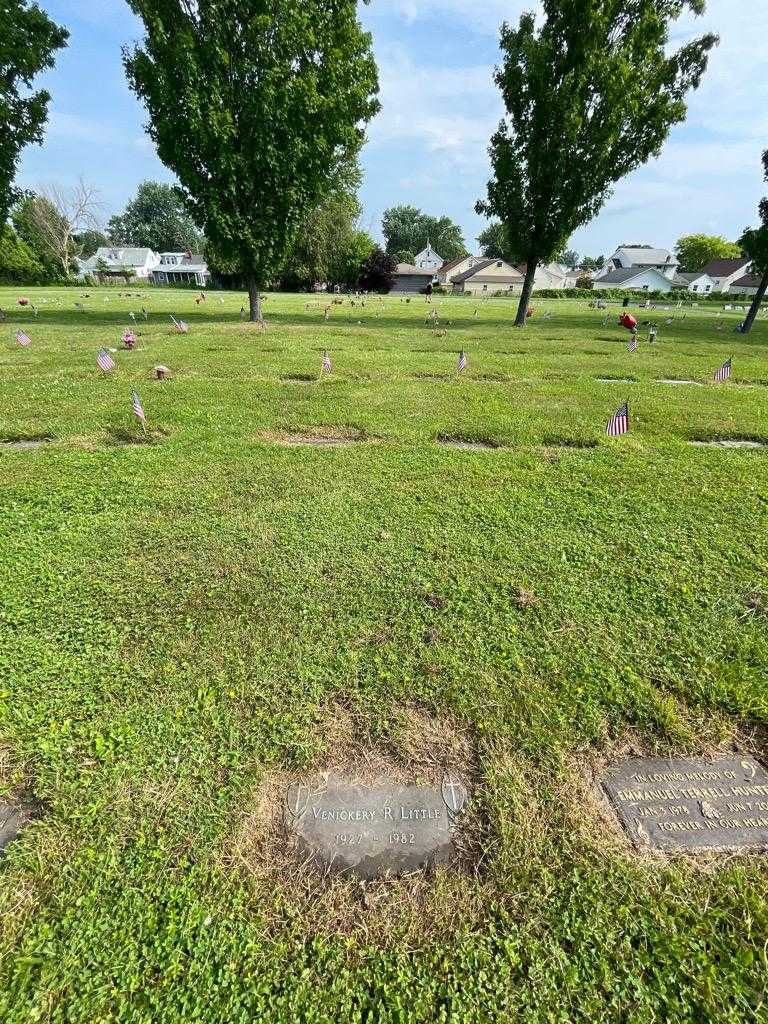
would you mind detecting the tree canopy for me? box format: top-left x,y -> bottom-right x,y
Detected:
123,0 -> 379,321
477,0 -> 717,325
0,224 -> 47,284
382,206 -> 467,263
359,246 -> 397,293
108,181 -> 203,253
282,191 -> 374,289
477,222 -> 512,261
674,233 -> 742,271
0,1 -> 68,224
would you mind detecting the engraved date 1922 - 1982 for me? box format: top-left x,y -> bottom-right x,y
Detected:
335,833 -> 416,846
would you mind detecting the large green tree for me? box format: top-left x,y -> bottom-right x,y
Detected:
382,206 -> 467,263
674,233 -> 742,271
283,192 -> 374,289
0,1 -> 68,224
123,1 -> 379,321
477,221 -> 514,261
0,224 -> 47,283
477,1 -> 717,326
108,181 -> 203,253
737,150 -> 768,336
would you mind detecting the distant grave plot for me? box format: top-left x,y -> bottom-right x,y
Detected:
602,756 -> 768,853
265,428 -> 366,447
594,377 -> 636,383
0,435 -> 53,451
285,773 -> 468,880
437,435 -> 501,451
689,439 -> 767,450
656,378 -> 703,386
0,798 -> 34,854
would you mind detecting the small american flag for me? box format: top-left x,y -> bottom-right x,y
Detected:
170,316 -> 189,334
458,350 -> 467,372
141,307 -> 148,320
240,307 -> 246,320
606,401 -> 629,437
714,357 -> 732,382
627,336 -> 638,352
131,390 -> 146,422
16,330 -> 31,347
128,311 -> 136,322
322,350 -> 331,372
97,348 -> 115,371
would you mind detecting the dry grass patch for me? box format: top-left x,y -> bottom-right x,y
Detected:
223,704 -> 488,942
259,426 -> 368,447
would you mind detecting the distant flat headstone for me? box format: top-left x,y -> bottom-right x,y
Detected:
0,799 -> 33,854
285,773 -> 468,879
602,756 -> 768,853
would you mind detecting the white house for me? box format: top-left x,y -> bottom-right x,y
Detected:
700,258 -> 751,293
436,254 -> 485,285
78,247 -> 160,280
516,262 -> 581,290
151,252 -> 211,287
592,267 -> 675,293
413,241 -> 443,272
595,246 -> 678,282
675,272 -> 716,295
451,259 -> 524,296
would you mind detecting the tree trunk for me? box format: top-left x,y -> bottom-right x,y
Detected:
515,260 -> 538,327
247,276 -> 262,322
740,270 -> 768,334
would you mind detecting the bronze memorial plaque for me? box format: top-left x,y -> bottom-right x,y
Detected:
602,756 -> 768,853
285,773 -> 468,879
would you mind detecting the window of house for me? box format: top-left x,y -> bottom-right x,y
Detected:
692,284 -> 698,292
705,285 -> 711,292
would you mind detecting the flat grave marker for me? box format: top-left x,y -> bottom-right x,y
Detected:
602,756 -> 768,853
0,799 -> 33,854
285,773 -> 468,879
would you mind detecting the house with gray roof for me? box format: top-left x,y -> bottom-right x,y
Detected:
700,258 -> 751,293
595,245 -> 678,282
729,274 -> 765,297
151,252 -> 211,287
451,259 -> 524,295
592,266 -> 675,293
391,263 -> 435,293
78,246 -> 160,280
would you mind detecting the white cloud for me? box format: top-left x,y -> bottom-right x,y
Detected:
367,48 -> 501,169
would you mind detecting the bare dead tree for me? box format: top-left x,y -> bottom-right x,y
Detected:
29,178 -> 103,276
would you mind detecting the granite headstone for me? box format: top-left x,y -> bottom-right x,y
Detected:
285,773 -> 468,879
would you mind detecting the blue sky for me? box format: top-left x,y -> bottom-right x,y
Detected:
16,0 -> 768,261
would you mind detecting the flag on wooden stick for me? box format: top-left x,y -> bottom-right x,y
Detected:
16,330 -> 31,347
458,350 -> 467,372
627,336 -> 638,353
322,350 -> 331,373
606,401 -> 629,437
132,390 -> 146,425
97,348 -> 115,371
714,357 -> 732,382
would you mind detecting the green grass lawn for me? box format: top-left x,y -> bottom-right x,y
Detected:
1,285 -> 767,1022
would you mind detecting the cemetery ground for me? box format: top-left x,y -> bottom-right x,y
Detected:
1,285 -> 767,1022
